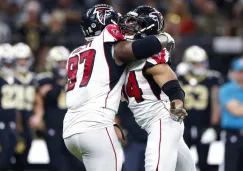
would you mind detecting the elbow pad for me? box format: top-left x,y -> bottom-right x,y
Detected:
132,35 -> 162,59
161,80 -> 185,102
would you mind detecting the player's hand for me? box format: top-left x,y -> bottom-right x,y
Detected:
160,32 -> 175,52
29,115 -> 42,129
170,101 -> 187,123
39,84 -> 53,97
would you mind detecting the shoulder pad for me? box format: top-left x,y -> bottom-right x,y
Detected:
36,71 -> 53,81
103,24 -> 124,43
207,70 -> 222,78
24,71 -> 36,79
207,70 -> 224,85
147,49 -> 170,65
70,45 -> 89,56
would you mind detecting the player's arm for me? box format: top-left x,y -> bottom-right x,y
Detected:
38,82 -> 61,100
114,33 -> 175,63
29,92 -> 44,129
210,85 -> 221,125
16,111 -> 23,133
146,63 -> 187,122
29,74 -> 52,129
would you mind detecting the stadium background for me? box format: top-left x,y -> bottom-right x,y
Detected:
0,0 -> 243,170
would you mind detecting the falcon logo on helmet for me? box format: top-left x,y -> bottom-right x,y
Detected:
119,5 -> 165,40
93,7 -> 113,25
80,4 -> 119,41
149,12 -> 163,31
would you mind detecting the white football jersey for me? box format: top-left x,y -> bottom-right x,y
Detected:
123,49 -> 172,131
63,24 -> 126,138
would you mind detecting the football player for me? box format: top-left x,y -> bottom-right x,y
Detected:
12,42 -> 42,171
120,6 -> 196,171
0,44 -> 17,170
63,4 -> 175,171
178,45 -> 223,171
33,46 -> 85,171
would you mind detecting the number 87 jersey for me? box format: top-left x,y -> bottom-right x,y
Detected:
122,49 -> 171,131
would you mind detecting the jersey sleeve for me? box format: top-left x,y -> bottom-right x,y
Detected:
145,49 -> 170,69
103,24 -> 125,43
216,74 -> 224,86
209,71 -> 224,86
36,72 -> 53,88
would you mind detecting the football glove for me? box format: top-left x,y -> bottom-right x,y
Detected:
160,32 -> 175,52
170,101 -> 188,123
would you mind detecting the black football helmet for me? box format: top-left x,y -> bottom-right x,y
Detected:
80,4 -> 120,41
120,5 -> 164,39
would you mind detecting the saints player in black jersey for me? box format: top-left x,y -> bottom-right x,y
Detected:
32,46 -> 85,171
178,45 -> 223,171
0,44 -> 17,170
12,42 -> 43,171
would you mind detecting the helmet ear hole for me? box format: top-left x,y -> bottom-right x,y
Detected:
80,4 -> 119,41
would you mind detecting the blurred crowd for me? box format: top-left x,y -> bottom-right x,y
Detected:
0,0 -> 243,171
0,0 -> 243,72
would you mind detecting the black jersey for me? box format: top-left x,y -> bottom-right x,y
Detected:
36,72 -> 67,128
14,72 -> 36,115
0,73 -> 16,122
179,70 -> 223,127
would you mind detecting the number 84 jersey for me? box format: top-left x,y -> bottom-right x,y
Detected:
122,49 -> 171,132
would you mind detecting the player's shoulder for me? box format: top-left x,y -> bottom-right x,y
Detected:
206,69 -> 224,85
28,71 -> 38,83
206,70 -> 222,79
15,71 -> 36,84
178,73 -> 190,84
36,71 -> 54,82
146,48 -> 170,66
141,49 -> 170,71
27,71 -> 36,77
0,74 -> 14,85
69,44 -> 90,56
178,74 -> 186,80
103,24 -> 124,42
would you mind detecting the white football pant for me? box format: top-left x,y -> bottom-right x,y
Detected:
64,126 -> 124,171
145,119 -> 196,171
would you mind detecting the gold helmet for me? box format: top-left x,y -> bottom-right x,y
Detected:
13,42 -> 33,73
183,45 -> 208,76
46,46 -> 70,77
0,43 -> 15,75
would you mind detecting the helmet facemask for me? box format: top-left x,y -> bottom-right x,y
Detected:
119,6 -> 164,40
13,42 -> 33,74
15,58 -> 33,74
183,45 -> 208,76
